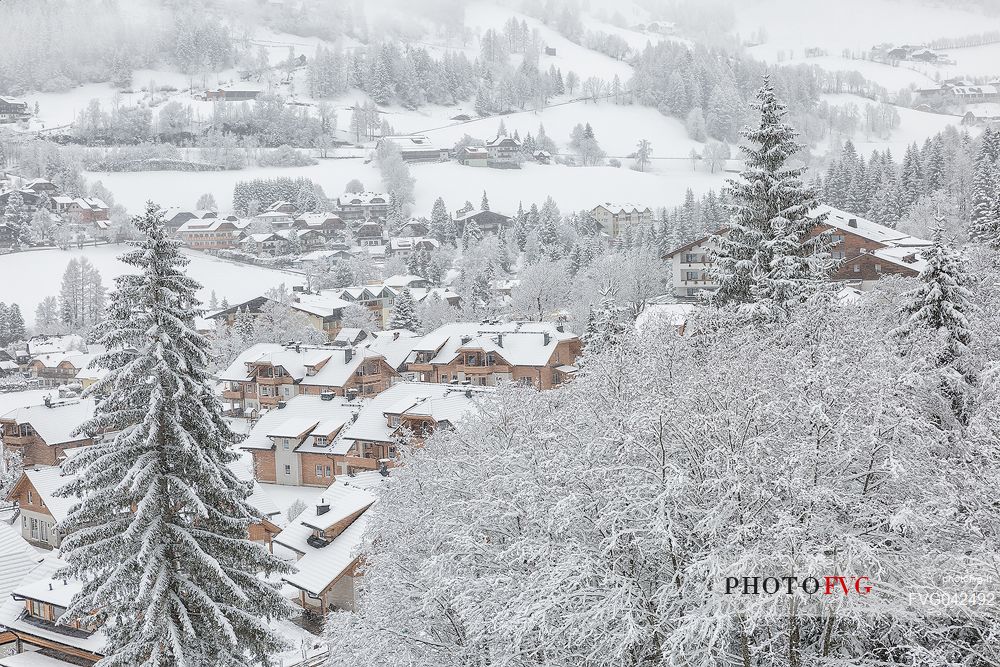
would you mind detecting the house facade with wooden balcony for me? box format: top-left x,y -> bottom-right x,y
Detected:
663,205 -> 932,298
404,322 -> 582,390
273,479 -> 381,614
219,343 -> 401,418
239,393 -> 363,486
328,382 -> 492,476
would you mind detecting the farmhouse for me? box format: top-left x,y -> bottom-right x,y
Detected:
375,135 -> 449,162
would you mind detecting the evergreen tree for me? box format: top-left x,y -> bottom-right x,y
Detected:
480,190 -> 490,212
388,287 -> 420,332
969,148 -> 999,245
430,197 -> 450,242
35,297 -> 59,331
0,303 -> 8,346
57,203 -> 293,666
710,76 -> 828,317
7,304 -> 25,343
462,218 -> 482,249
582,298 -> 631,354
893,222 -> 976,424
3,189 -> 28,246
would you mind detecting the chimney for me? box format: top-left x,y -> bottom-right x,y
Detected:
346,388 -> 359,401
345,348 -> 353,363
496,333 -> 503,347
378,460 -> 390,477
848,218 -> 858,228
320,390 -> 335,401
295,343 -> 301,353
543,332 -> 551,345
460,335 -> 472,345
277,400 -> 287,409
556,323 -> 564,333
316,499 -> 330,516
465,388 -> 472,398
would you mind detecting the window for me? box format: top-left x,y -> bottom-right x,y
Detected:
27,490 -> 32,504
685,271 -> 699,281
467,354 -> 477,365
284,465 -> 291,475
40,521 -> 48,542
853,264 -> 860,273
315,465 -> 323,478
30,517 -> 39,540
874,264 -> 882,273
440,374 -> 449,383
325,466 -> 332,477
390,415 -> 400,426
282,440 -> 290,450
684,253 -> 698,263
29,600 -> 43,618
485,353 -> 495,365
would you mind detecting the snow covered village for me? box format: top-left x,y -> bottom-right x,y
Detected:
1,0 -> 1000,664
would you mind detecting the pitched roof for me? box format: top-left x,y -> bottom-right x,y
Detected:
1,398 -> 96,446
332,382 -> 490,451
20,466 -> 79,522
240,394 -> 360,451
0,557 -> 106,656
410,321 -> 577,367
0,522 -> 44,604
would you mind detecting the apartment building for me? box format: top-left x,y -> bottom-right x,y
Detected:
664,205 -> 932,298
405,321 -> 582,389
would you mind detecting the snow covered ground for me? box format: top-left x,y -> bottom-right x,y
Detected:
772,56 -> 937,91
817,93 -> 964,155
0,245 -> 303,325
737,0 -> 1000,62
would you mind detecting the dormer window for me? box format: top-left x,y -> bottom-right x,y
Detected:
389,415 -> 400,427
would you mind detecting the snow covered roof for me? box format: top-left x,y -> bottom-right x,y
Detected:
19,467 -> 79,522
26,335 -> 85,356
593,202 -> 652,214
292,293 -> 355,318
0,557 -> 106,657
951,85 -> 998,96
388,236 -> 440,251
869,246 -> 928,273
299,481 -> 376,532
811,205 -> 931,247
177,218 -> 248,233
332,382 -> 490,450
0,522 -> 44,605
0,398 -> 95,446
364,331 -> 422,370
240,394 -> 359,452
411,321 -> 577,367
383,274 -> 428,289
0,651 -> 87,667
485,136 -> 521,147
277,511 -> 369,596
337,192 -> 388,206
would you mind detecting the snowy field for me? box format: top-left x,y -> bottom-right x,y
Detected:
772,56 -> 937,91
89,157 -> 729,220
817,93 -> 964,155
737,0 -> 1000,62
0,245 -> 303,325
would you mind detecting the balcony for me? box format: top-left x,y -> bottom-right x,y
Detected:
221,389 -> 244,400
255,376 -> 292,386
342,456 -> 382,471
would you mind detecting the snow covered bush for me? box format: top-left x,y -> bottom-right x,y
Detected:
327,275 -> 1000,665
258,145 -> 319,167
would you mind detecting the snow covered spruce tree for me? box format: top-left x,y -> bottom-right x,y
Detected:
893,221 -> 977,425
387,287 -> 420,332
968,145 -> 999,247
711,75 -> 829,318
56,202 -> 293,667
